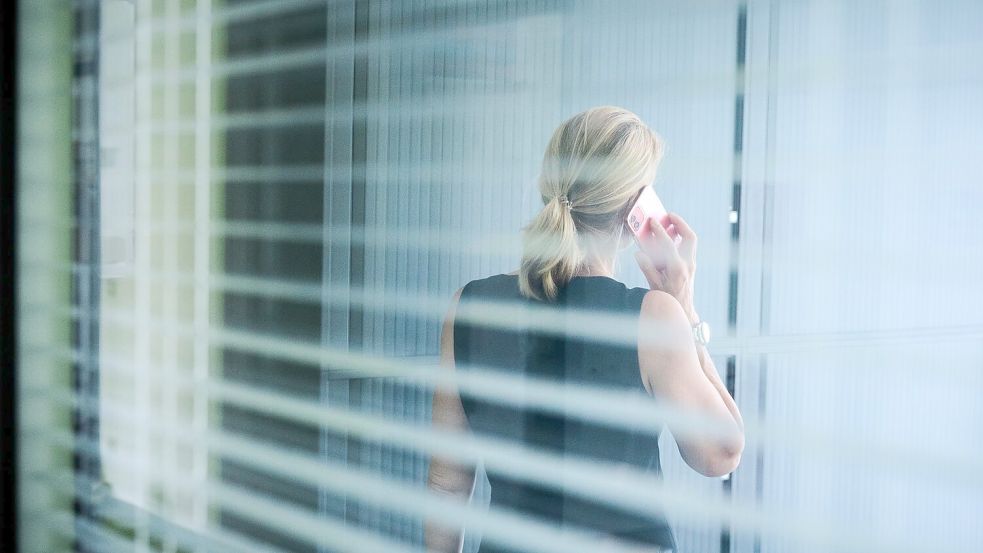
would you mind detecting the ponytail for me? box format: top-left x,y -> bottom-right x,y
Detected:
519,106 -> 665,301
518,196 -> 582,301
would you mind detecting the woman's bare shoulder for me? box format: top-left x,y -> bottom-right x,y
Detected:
639,289 -> 689,328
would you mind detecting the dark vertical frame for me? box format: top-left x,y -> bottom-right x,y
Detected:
72,1 -> 101,548
348,0 -> 369,351
319,0 -> 358,542
337,0 -> 367,531
0,0 -> 19,550
729,1 -> 778,551
722,4 -> 750,553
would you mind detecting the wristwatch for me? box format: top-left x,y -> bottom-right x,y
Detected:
692,320 -> 711,346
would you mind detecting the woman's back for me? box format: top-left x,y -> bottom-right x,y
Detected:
453,273 -> 676,552
428,107 -> 741,552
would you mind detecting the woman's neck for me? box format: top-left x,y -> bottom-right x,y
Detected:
574,235 -> 620,278
506,262 -> 614,278
572,257 -> 616,278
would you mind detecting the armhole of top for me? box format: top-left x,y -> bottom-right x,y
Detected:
451,280 -> 475,370
626,287 -> 652,394
625,286 -> 649,312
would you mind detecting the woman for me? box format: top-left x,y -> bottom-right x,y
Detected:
426,106 -> 745,552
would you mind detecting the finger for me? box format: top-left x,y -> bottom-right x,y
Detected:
666,212 -> 697,261
666,224 -> 681,242
665,212 -> 696,241
635,218 -> 671,261
645,215 -> 676,248
643,222 -> 685,275
634,250 -> 665,278
634,251 -> 664,287
638,226 -> 676,270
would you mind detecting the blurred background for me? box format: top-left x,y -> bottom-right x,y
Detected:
8,0 -> 983,552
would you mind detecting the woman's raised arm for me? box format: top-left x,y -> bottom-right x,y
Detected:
638,290 -> 744,477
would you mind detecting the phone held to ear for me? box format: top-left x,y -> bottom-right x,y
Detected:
627,186 -> 677,244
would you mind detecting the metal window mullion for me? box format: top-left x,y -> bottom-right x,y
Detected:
159,1 -> 181,552
730,2 -> 780,553
192,0 -> 213,542
71,6 -> 103,553
319,0 -> 358,541
0,0 -> 17,549
132,0 -> 155,549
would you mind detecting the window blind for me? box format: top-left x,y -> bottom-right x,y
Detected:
15,1 -> 983,553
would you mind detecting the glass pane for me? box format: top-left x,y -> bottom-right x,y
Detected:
15,1 -> 983,552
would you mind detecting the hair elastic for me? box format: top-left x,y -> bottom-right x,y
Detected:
558,195 -> 573,210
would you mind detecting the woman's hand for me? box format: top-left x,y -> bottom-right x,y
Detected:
633,213 -> 699,323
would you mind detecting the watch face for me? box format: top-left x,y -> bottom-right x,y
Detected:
695,321 -> 711,344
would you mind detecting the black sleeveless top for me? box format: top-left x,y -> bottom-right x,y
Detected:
453,274 -> 676,553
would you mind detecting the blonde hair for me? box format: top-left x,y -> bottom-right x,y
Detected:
519,106 -> 665,301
